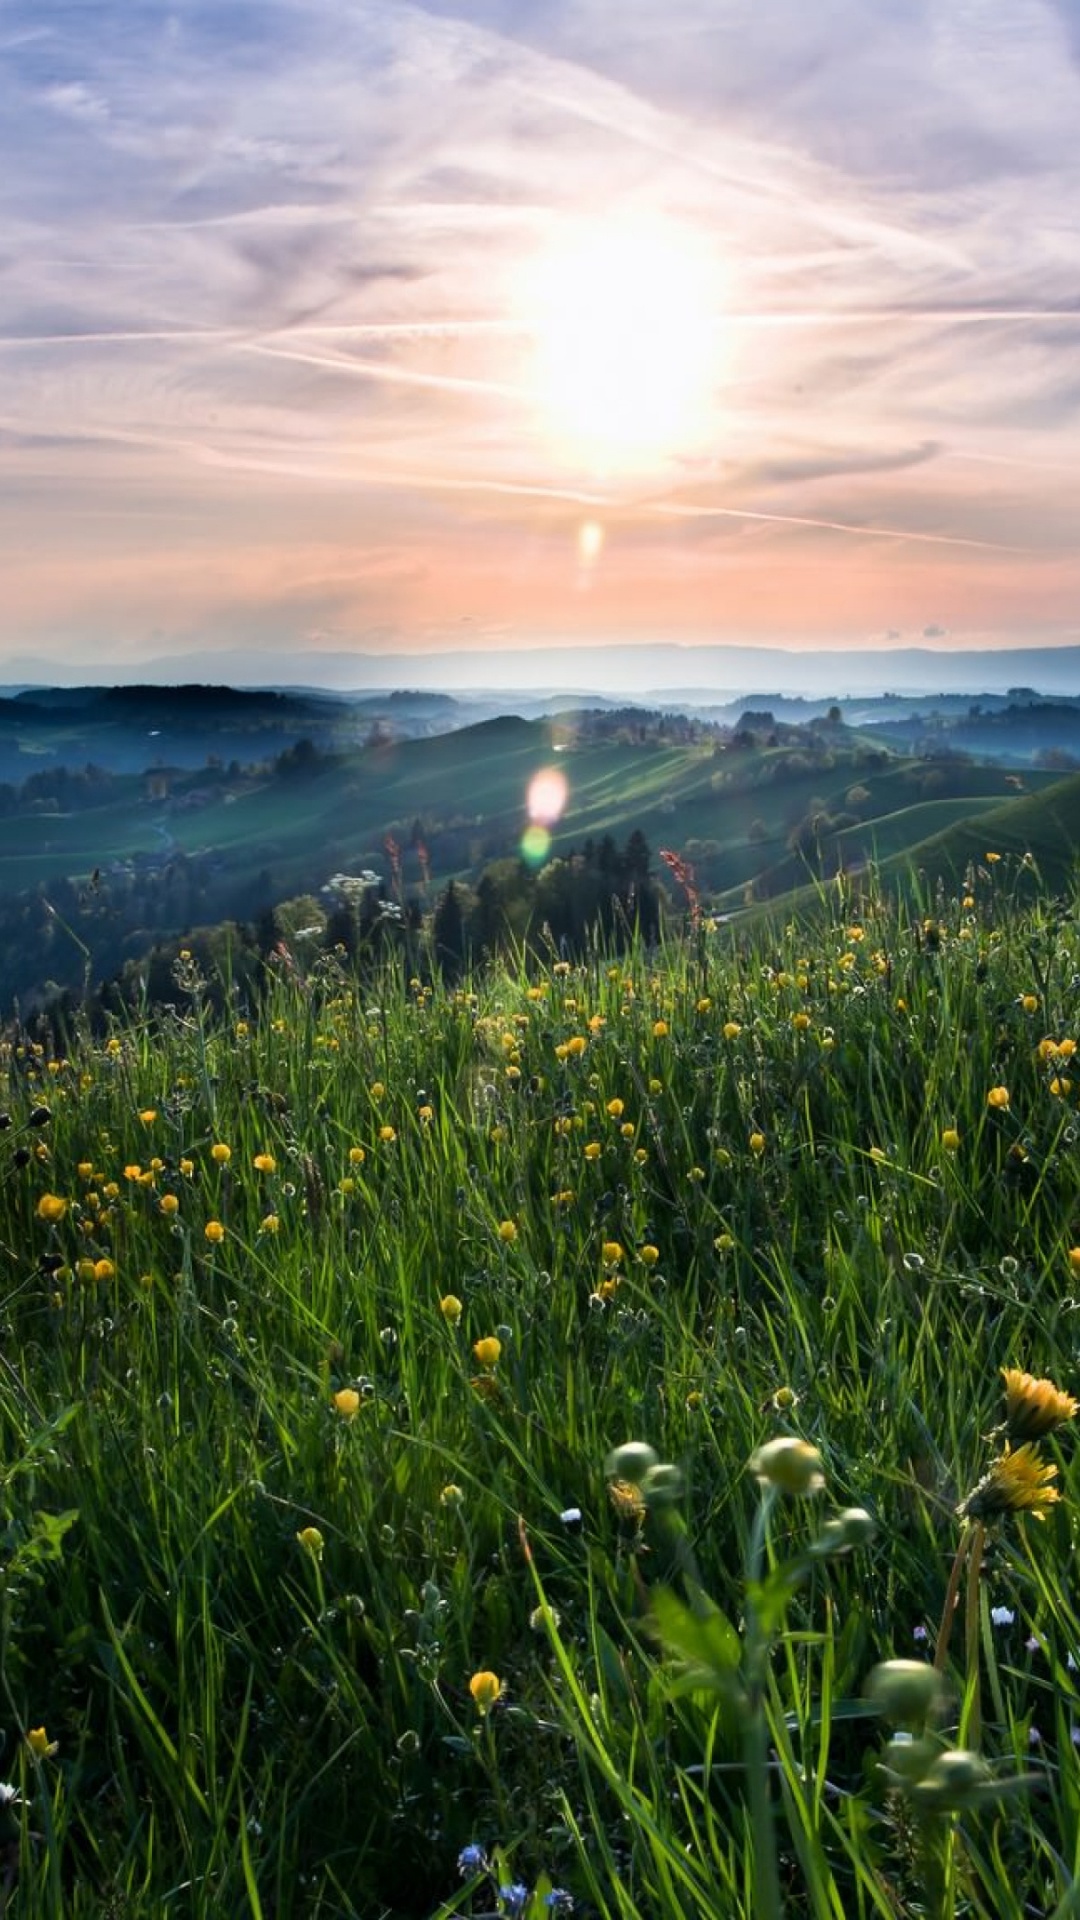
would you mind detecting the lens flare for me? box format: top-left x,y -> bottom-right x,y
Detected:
528,767 -> 568,827
521,824 -> 551,865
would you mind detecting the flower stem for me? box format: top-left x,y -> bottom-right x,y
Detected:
745,1485 -> 784,1920
962,1521 -> 985,1748
934,1527 -> 972,1673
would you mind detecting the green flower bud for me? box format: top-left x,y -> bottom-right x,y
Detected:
867,1660 -> 943,1725
910,1748 -> 992,1811
605,1441 -> 660,1485
749,1437 -> 825,1496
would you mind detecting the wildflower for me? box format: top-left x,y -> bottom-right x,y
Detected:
499,1887 -> 529,1917
160,1193 -> 179,1216
440,1294 -> 463,1325
348,1145 -> 366,1165
468,1670 -> 502,1715
296,1526 -> 325,1559
1001,1367 -> 1078,1441
1070,1247 -> 1080,1279
204,1220 -> 225,1245
253,1153 -> 277,1174
211,1142 -> 231,1164
714,1231 -> 735,1252
941,1127 -> 961,1152
370,1081 -> 386,1098
987,1086 -> 1010,1110
1021,994 -> 1039,1014
749,1437 -> 825,1497
652,1019 -> 669,1038
440,1484 -> 465,1507
583,1141 -> 601,1161
530,1602 -> 561,1631
124,1163 -> 142,1182
866,1660 -> 942,1724
94,1258 -> 115,1282
378,1125 -> 397,1143
608,1477 -> 647,1520
749,1131 -> 766,1156
260,1214 -> 280,1234
640,1244 -> 659,1266
26,1727 -> 57,1760
606,1098 -> 625,1119
792,1012 -> 811,1031
458,1843 -> 487,1876
472,1336 -> 502,1368
179,1158 -> 194,1178
601,1240 -> 623,1267
332,1388 -> 361,1420
990,1606 -> 1016,1627
986,851 -> 1001,863
958,1443 -> 1061,1522
497,1219 -> 518,1245
139,1109 -> 158,1125
35,1193 -> 67,1224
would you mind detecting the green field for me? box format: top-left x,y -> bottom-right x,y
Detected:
4,858 -> 1080,1916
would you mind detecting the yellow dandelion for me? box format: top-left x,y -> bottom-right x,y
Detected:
958,1443 -> 1061,1522
1001,1368 -> 1078,1441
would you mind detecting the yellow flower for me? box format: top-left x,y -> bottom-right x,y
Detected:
36,1193 -> 67,1224
1021,994 -> 1039,1014
497,1219 -> 518,1245
76,1259 -> 97,1284
26,1726 -> 57,1760
714,1231 -> 735,1252
986,851 -> 1001,863
211,1143 -> 231,1165
608,1478 -> 646,1521
640,1244 -> 659,1266
94,1259 -> 115,1282
370,1081 -> 386,1099
332,1388 -> 361,1420
179,1158 -> 194,1178
77,1162 -> 93,1179
468,1669 -> 502,1715
440,1483 -> 465,1507
260,1214 -> 280,1234
440,1294 -> 463,1324
606,1098 -> 625,1119
583,1141 -> 601,1161
204,1219 -> 225,1245
1001,1368 -> 1078,1441
791,1012 -> 811,1031
941,1128 -> 961,1153
160,1193 -> 179,1216
749,1131 -> 766,1156
349,1145 -> 366,1165
986,1086 -> 1010,1110
139,1109 -> 158,1125
652,1019 -> 669,1038
566,1034 -> 586,1057
601,1241 -> 623,1267
123,1163 -> 142,1182
959,1443 -> 1061,1522
253,1152 -> 276,1174
472,1335 -> 502,1369
378,1125 -> 397,1144
297,1526 -> 325,1559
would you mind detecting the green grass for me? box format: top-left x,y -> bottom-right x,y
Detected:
3,858 -> 1080,1915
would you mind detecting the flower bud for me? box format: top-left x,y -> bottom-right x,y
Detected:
749,1437 -> 825,1496
604,1441 -> 659,1485
867,1660 -> 943,1724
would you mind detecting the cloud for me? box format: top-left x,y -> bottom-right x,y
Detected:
1,0 -> 1079,665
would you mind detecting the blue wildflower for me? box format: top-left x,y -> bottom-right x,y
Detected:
545,1893 -> 574,1913
458,1843 -> 487,1876
499,1886 -> 529,1916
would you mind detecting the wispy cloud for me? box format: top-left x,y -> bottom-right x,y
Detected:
1,0 -> 1078,666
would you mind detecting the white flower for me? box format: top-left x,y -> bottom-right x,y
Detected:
991,1606 -> 1016,1628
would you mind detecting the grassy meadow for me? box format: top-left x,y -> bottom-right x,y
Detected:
5,856 -> 1080,1916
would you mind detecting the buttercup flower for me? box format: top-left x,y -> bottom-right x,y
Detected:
211,1143 -> 231,1164
440,1294 -> 463,1325
296,1526 -> 325,1559
468,1670 -> 502,1715
497,1219 -> 518,1244
987,1086 -> 1010,1110
36,1194 -> 67,1224
1001,1368 -> 1078,1441
959,1443 -> 1061,1522
204,1220 -> 225,1245
26,1727 -> 57,1760
332,1388 -> 361,1420
253,1153 -> 277,1174
472,1336 -> 502,1368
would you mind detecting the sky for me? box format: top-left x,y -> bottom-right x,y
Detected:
2,0 -> 1080,681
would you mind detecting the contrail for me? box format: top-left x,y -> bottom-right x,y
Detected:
649,500 -> 1027,552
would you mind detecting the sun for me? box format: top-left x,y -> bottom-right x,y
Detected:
518,213 -> 725,474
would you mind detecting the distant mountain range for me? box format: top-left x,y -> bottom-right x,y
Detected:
4,641 -> 1080,700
